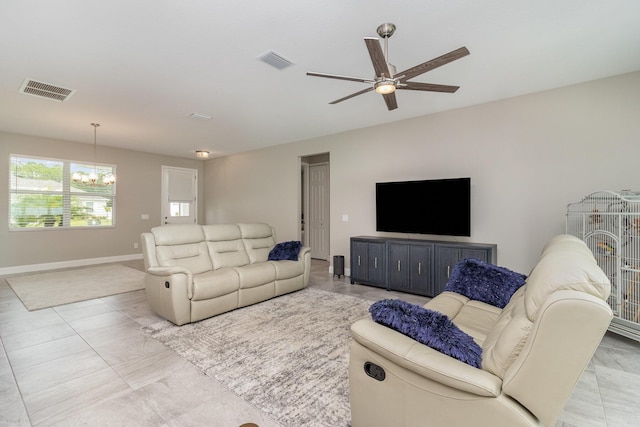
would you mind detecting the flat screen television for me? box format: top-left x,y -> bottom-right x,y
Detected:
376,177 -> 471,236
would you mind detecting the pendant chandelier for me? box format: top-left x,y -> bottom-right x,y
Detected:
72,123 -> 116,185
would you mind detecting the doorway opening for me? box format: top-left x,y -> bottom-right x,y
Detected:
300,153 -> 330,260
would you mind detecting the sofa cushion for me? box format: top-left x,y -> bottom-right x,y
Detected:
155,242 -> 213,275
270,258 -> 305,280
202,224 -> 242,241
239,223 -> 277,263
445,258 -> 527,309
234,262 -> 276,289
370,299 -> 483,368
203,224 -> 250,269
191,268 -> 240,301
151,224 -> 204,246
524,235 -> 610,320
480,287 -> 532,377
268,241 -> 302,261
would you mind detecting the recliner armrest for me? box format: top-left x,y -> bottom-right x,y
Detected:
146,266 -> 194,299
351,318 -> 502,397
147,266 -> 191,275
298,246 -> 311,260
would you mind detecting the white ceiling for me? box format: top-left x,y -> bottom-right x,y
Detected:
1,0 -> 639,159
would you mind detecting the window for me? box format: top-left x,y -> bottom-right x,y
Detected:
170,202 -> 190,217
9,154 -> 116,230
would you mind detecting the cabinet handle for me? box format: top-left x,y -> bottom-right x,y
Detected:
374,257 -> 378,269
447,265 -> 450,278
358,256 -> 361,266
397,260 -> 401,271
418,262 -> 422,275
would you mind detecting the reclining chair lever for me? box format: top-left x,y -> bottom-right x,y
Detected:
364,362 -> 386,381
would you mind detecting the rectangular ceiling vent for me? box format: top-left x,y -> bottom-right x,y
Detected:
258,51 -> 294,70
19,78 -> 76,102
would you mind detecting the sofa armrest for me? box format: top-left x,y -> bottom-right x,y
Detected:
298,246 -> 311,260
351,318 -> 502,397
147,266 -> 191,276
299,246 -> 311,287
147,266 -> 194,300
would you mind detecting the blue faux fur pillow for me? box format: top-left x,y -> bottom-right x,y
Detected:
444,258 -> 527,309
369,299 -> 483,368
268,240 -> 302,261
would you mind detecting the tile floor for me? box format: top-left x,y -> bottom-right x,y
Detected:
1,259 -> 639,426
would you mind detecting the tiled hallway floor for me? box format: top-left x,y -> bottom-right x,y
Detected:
1,259 -> 639,426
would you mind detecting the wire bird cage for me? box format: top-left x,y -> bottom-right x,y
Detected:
566,190 -> 640,341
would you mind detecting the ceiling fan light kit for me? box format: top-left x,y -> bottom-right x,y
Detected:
374,80 -> 396,94
307,23 -> 469,110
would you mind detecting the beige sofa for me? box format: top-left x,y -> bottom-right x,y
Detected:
349,234 -> 612,427
141,223 -> 310,325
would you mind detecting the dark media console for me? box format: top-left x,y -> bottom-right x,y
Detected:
350,236 -> 497,298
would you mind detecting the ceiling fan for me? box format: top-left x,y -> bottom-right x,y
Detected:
307,23 -> 470,111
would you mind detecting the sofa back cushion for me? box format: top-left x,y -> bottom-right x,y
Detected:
151,225 -> 213,274
481,287 -> 531,377
481,234 -> 610,378
202,224 -> 250,269
524,235 -> 610,320
239,223 -> 276,264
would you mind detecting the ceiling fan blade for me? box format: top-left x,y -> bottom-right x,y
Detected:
395,47 -> 469,82
364,37 -> 391,78
307,71 -> 373,84
383,92 -> 398,111
329,87 -> 375,104
399,81 -> 460,93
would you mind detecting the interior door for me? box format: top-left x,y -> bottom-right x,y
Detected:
161,166 -> 197,225
309,162 -> 329,260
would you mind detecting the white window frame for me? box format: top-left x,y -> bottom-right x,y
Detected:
9,154 -> 117,231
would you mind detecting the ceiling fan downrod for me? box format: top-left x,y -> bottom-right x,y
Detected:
377,23 -> 396,65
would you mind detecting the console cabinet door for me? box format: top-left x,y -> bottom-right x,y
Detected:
434,245 -> 496,295
367,242 -> 387,287
389,242 -> 434,296
350,239 -> 386,288
350,240 -> 369,284
409,244 -> 434,296
388,243 -> 409,291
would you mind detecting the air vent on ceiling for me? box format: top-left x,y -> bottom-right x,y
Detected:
19,78 -> 76,102
258,51 -> 294,70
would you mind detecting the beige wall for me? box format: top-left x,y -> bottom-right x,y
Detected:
2,72 -> 638,274
0,132 -> 204,272
203,71 -> 640,274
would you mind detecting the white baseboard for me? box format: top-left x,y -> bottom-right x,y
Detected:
0,253 -> 144,276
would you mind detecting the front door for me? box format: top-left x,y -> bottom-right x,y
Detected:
161,166 -> 197,225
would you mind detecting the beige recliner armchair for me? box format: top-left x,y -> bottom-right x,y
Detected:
349,235 -> 612,427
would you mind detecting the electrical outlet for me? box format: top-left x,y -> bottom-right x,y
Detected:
134,242 -> 139,249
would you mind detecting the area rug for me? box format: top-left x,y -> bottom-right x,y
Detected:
143,288 -> 373,427
7,264 -> 145,311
